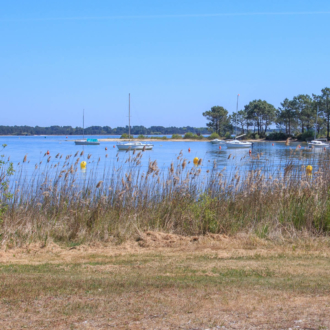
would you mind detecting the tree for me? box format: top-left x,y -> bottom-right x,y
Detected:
292,94 -> 315,133
203,106 -> 229,136
237,110 -> 247,133
313,88 -> 330,139
277,98 -> 297,135
245,100 -> 276,135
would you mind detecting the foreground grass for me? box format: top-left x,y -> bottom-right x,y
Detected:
1,236 -> 330,329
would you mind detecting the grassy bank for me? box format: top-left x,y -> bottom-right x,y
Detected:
0,147 -> 330,248
0,238 -> 330,329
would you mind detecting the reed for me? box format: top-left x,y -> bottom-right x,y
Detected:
1,148 -> 330,247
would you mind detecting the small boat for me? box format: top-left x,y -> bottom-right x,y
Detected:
74,110 -> 100,146
308,139 -> 329,148
116,94 -> 153,151
225,95 -> 252,149
75,138 -> 100,146
225,135 -> 252,149
210,139 -> 225,144
117,141 -> 153,150
307,105 -> 328,148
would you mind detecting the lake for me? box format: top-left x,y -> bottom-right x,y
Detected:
0,135 -> 327,182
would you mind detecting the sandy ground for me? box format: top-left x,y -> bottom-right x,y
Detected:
1,232 -> 329,329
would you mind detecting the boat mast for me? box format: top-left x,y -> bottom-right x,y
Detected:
236,94 -> 239,138
128,93 -> 131,141
83,109 -> 85,140
315,105 -> 319,140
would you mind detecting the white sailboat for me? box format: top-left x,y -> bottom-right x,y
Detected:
74,110 -> 100,145
226,134 -> 252,149
307,105 -> 329,148
210,138 -> 225,144
226,94 -> 252,149
116,94 -> 153,151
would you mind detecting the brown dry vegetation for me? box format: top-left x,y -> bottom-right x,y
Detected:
1,148 -> 330,248
1,148 -> 330,328
1,234 -> 330,329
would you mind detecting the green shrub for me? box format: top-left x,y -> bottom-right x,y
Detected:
255,134 -> 259,139
183,132 -> 194,139
171,134 -> 182,139
137,134 -> 146,139
266,132 -> 291,141
209,132 -> 220,140
183,132 -> 204,140
161,136 -> 168,140
225,132 -> 232,139
297,130 -> 315,141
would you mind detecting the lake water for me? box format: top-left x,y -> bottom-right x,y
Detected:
0,135 -> 328,182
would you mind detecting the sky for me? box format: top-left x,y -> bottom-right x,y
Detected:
1,0 -> 330,128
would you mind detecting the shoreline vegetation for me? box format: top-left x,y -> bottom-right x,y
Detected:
0,145 -> 330,249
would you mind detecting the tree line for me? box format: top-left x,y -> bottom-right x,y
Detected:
203,87 -> 330,139
0,125 -> 209,136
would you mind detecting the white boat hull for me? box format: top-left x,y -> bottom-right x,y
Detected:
210,139 -> 224,144
75,140 -> 100,145
308,143 -> 329,148
117,143 -> 153,150
225,140 -> 252,148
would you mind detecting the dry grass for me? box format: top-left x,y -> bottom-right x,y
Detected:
1,235 -> 330,329
1,148 -> 330,248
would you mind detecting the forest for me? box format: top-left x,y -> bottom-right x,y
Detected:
0,125 -> 209,136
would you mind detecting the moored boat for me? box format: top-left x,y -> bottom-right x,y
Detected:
116,94 -> 154,151
75,138 -> 100,146
210,139 -> 225,144
74,110 -> 100,145
117,141 -> 153,150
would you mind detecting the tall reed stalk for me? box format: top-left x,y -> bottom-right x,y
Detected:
1,148 -> 330,247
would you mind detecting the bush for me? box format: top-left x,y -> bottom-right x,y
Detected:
183,132 -> 194,139
183,132 -> 203,140
171,134 -> 182,139
120,133 -> 130,139
266,132 -> 292,141
297,130 -> 315,141
225,132 -> 232,139
255,134 -> 259,139
137,134 -> 146,139
209,132 -> 220,140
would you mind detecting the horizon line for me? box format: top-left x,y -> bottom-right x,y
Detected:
1,11 -> 330,22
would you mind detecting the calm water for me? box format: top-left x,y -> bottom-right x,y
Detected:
0,135 -> 327,181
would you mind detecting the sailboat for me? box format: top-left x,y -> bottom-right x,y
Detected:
307,105 -> 329,148
74,109 -> 100,145
116,94 -> 153,151
225,94 -> 252,149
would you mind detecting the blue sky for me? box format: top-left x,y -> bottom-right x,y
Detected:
1,0 -> 330,128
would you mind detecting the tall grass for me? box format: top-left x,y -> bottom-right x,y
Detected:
1,147 -> 330,247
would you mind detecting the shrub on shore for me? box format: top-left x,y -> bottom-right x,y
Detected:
265,132 -> 293,141
208,132 -> 220,140
120,133 -> 133,139
296,130 -> 315,141
172,134 -> 182,139
183,132 -> 203,140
